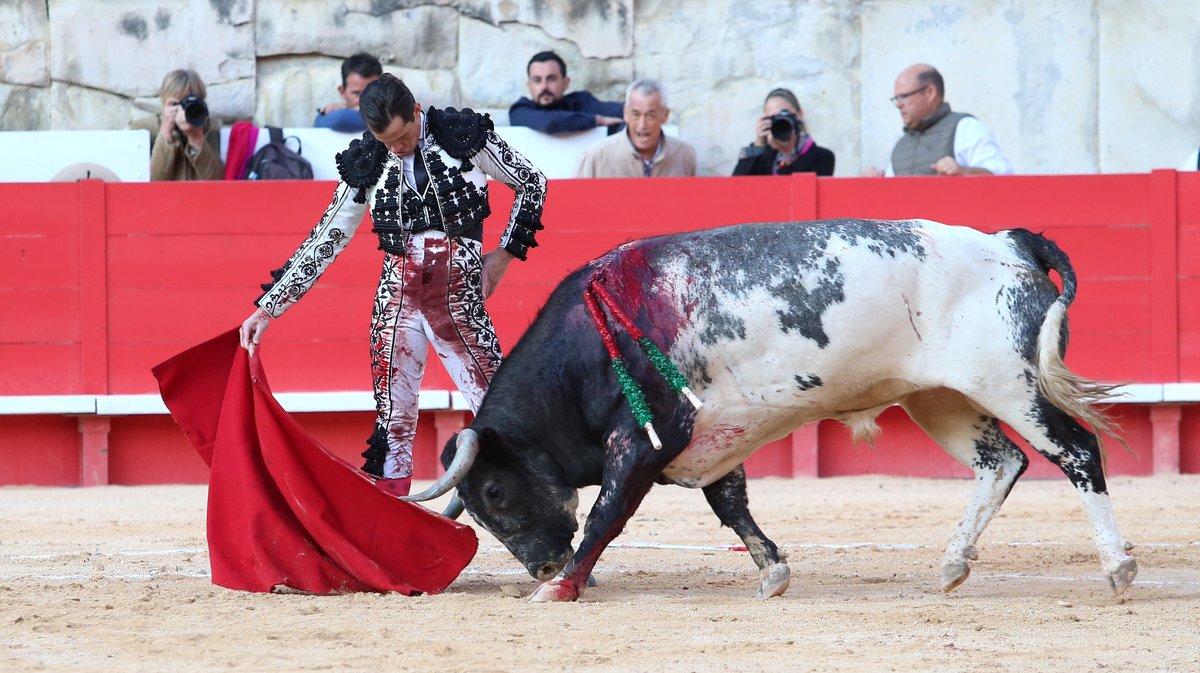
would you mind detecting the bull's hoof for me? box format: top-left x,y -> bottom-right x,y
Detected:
529,579 -> 580,603
756,563 -> 790,599
1107,558 -> 1138,596
941,560 -> 971,592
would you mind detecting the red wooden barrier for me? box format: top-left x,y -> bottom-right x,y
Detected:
1,172 -> 1196,485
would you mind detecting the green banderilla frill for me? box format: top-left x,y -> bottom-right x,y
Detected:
610,357 -> 662,450
636,336 -> 703,410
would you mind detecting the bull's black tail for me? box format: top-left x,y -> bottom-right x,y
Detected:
1007,229 -> 1124,451
1008,228 -> 1079,307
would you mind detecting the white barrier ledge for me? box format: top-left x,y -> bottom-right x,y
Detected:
1164,383 -> 1200,403
0,130 -> 151,183
0,391 -> 458,416
0,395 -> 97,415
218,125 -> 680,182
1106,384 -> 1165,404
1,384 -> 1195,417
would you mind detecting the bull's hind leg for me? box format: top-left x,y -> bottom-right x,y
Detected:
901,388 -> 1029,592
702,465 -> 790,598
982,393 -> 1137,595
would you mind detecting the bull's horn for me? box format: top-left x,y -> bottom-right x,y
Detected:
400,428 -> 479,503
441,494 -> 465,520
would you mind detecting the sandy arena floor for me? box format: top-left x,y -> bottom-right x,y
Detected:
1,474 -> 1197,672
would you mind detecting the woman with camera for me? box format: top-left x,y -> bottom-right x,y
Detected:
149,69 -> 224,181
732,88 -> 835,177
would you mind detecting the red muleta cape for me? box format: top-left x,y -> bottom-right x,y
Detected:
152,328 -> 477,595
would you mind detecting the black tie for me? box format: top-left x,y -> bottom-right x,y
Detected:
414,150 -> 430,193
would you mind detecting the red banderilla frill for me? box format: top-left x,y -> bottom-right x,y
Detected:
584,275 -> 704,450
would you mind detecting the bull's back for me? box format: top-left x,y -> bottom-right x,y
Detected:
628,219 -> 1042,486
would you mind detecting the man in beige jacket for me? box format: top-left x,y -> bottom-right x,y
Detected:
574,79 -> 696,178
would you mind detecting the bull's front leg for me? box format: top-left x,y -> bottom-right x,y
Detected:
702,465 -> 790,598
530,429 -> 664,602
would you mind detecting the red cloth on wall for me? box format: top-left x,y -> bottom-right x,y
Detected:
223,121 -> 260,180
152,328 -> 477,595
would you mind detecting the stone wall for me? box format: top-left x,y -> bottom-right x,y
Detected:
2,0 -> 1197,176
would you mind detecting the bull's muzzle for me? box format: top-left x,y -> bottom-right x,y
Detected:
529,548 -> 573,581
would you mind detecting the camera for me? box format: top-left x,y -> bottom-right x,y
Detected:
768,109 -> 800,143
178,94 -> 209,128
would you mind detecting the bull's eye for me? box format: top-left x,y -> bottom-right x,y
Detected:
484,482 -> 503,503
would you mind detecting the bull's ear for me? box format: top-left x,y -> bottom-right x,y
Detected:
439,432 -> 460,469
441,427 -> 499,469
478,426 -> 509,456
480,426 -> 501,445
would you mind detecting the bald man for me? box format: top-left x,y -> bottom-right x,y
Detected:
865,64 -> 1013,177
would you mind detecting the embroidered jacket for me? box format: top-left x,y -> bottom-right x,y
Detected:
256,107 -> 547,318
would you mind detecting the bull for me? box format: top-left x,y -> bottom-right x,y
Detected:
403,218 -> 1138,602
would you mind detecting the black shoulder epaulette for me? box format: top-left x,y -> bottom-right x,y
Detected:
426,107 -> 493,161
335,132 -> 388,203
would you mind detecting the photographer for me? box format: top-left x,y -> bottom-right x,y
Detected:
732,88 -> 834,177
149,69 -> 223,181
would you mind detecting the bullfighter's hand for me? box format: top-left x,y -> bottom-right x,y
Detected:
482,249 -> 515,300
239,307 -> 272,357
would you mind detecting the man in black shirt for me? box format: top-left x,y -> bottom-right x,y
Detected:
509,51 -> 624,134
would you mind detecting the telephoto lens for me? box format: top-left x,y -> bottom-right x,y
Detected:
769,110 -> 797,143
179,95 -> 209,128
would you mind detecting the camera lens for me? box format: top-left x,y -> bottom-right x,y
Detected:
769,115 -> 794,143
179,95 -> 209,128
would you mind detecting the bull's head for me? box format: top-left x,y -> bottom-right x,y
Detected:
402,428 -> 580,581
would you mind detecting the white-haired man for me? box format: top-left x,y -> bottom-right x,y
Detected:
574,79 -> 696,178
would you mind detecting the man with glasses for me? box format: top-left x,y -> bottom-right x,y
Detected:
864,64 -> 1012,177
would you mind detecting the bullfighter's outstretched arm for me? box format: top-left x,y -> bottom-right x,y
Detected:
255,181 -> 367,318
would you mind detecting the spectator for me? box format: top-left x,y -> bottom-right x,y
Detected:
240,74 -> 547,497
574,79 -> 696,178
1180,146 -> 1199,171
313,52 -> 383,133
732,88 -> 835,177
149,69 -> 223,181
865,64 -> 1013,177
509,51 -> 623,134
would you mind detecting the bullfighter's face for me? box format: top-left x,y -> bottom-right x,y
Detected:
371,105 -> 423,157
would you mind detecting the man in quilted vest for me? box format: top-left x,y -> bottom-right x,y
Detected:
239,74 -> 548,496
864,64 -> 1013,177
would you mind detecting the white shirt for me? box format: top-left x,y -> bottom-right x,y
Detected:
1180,148 -> 1199,172
885,116 -> 1014,176
397,112 -> 427,188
